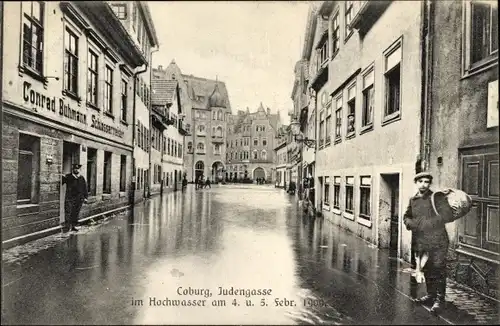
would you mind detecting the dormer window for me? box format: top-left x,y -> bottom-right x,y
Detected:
111,4 -> 127,20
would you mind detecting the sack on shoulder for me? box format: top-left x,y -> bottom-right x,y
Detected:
431,188 -> 473,221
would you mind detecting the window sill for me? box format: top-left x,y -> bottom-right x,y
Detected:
331,50 -> 339,60
462,57 -> 498,80
119,191 -> 126,198
344,29 -> 354,44
334,137 -> 342,145
346,131 -> 356,140
87,196 -> 98,203
358,216 -> 372,228
102,193 -> 112,200
322,204 -> 330,211
120,119 -> 129,126
382,111 -> 401,126
16,203 -> 40,215
62,90 -> 82,104
332,207 -> 341,215
359,124 -> 373,135
104,111 -> 115,120
18,65 -> 46,84
87,102 -> 100,111
343,211 -> 354,220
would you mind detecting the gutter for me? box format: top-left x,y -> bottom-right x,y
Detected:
132,64 -> 148,204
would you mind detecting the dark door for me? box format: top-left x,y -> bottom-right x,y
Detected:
388,174 -> 400,257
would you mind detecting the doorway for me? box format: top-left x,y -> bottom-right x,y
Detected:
60,141 -> 81,225
379,173 -> 400,257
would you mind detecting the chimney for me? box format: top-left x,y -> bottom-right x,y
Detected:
158,65 -> 163,70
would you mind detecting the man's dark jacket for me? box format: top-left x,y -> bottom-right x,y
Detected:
62,174 -> 88,202
403,190 -> 454,251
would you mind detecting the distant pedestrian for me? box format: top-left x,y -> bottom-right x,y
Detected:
205,178 -> 211,189
404,172 -> 454,313
62,164 -> 88,232
182,175 -> 188,191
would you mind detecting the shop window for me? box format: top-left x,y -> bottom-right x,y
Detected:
359,176 -> 371,220
120,155 -> 126,192
333,176 -> 341,209
345,176 -> 354,214
103,151 -> 112,194
22,1 -> 45,75
64,28 -> 79,95
87,147 -> 97,196
17,133 -> 40,205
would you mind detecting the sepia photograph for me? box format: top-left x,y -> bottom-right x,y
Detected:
1,0 -> 499,324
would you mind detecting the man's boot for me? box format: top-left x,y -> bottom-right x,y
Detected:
430,279 -> 446,313
414,278 -> 436,304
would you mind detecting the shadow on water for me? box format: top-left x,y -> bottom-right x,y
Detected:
2,185 -> 445,325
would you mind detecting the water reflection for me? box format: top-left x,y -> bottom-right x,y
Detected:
2,185 -> 443,325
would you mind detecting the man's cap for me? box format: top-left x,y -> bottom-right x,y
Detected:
72,164 -> 82,169
414,171 -> 433,182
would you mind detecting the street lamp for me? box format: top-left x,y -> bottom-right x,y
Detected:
290,117 -> 316,148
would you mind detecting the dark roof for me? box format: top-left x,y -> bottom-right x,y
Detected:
181,75 -> 231,110
151,79 -> 178,106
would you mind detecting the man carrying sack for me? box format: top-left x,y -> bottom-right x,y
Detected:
403,172 -> 455,313
62,164 -> 88,232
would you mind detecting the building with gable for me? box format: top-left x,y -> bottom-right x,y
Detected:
226,103 -> 280,183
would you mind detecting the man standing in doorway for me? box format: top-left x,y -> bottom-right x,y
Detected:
403,172 -> 454,313
62,164 -> 88,232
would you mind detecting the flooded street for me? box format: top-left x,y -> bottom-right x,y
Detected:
2,185 -> 446,325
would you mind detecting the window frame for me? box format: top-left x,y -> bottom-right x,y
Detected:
331,11 -> 340,58
358,176 -> 372,227
344,176 -> 355,220
323,176 -> 331,210
17,133 -> 40,205
21,1 -> 45,78
120,78 -> 128,123
325,100 -> 332,145
346,82 -> 356,139
383,37 -> 403,125
111,3 -> 127,20
462,1 -> 499,77
87,49 -> 99,109
103,151 -> 112,194
63,27 -> 79,97
334,95 -> 343,143
361,64 -> 375,133
333,176 -> 341,210
104,65 -> 114,117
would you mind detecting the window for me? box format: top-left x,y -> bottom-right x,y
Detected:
261,150 -> 267,160
319,40 -> 328,66
325,101 -> 332,144
103,151 -> 112,194
347,84 -> 356,136
470,2 -> 498,66
324,177 -> 330,206
87,148 -> 97,196
104,66 -> 113,114
22,1 -> 44,75
17,133 -> 40,204
335,96 -> 342,141
214,144 -> 221,155
332,12 -> 340,55
87,50 -> 98,106
187,141 -> 193,152
384,44 -> 402,119
359,176 -> 371,220
121,79 -> 128,121
254,138 -> 258,146
197,142 -> 205,151
217,110 -> 222,120
319,110 -> 325,147
216,126 -> 223,137
333,176 -> 341,209
345,1 -> 357,38
64,28 -> 78,94
362,68 -> 374,128
213,110 -> 217,120
179,144 -> 182,157
111,4 -> 127,19
262,139 -> 267,146
198,124 -> 205,133
132,2 -> 137,31
253,150 -> 258,160
345,176 -> 354,214
120,155 -> 126,192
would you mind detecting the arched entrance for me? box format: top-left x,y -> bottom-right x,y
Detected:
253,167 -> 266,181
195,161 -> 204,182
211,161 -> 224,182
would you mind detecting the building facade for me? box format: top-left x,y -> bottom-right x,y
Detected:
109,1 -> 159,202
309,1 -> 425,262
2,1 -> 147,245
226,104 -> 280,183
151,78 -> 188,195
427,0 -> 499,298
274,125 -> 289,188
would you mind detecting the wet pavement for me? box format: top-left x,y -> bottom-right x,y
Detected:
1,185 -> 489,324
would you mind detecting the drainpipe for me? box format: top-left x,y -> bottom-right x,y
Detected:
148,46 -> 160,198
132,63 -> 148,205
419,0 -> 434,173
